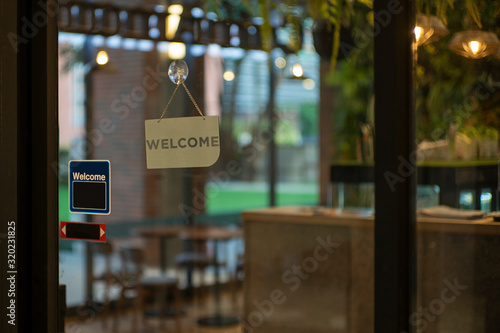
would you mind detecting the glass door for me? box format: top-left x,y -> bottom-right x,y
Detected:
56,1 -> 324,332
414,1 -> 500,332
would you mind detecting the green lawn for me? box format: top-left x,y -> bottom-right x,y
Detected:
59,185 -> 71,222
206,189 -> 318,214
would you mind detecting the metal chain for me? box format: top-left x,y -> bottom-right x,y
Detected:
158,82 -> 205,122
182,82 -> 205,119
158,84 -> 180,122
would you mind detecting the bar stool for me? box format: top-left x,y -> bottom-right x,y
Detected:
88,242 -> 117,329
174,239 -> 213,301
119,245 -> 183,332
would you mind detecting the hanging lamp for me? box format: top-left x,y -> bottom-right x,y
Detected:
414,14 -> 449,46
449,30 -> 500,59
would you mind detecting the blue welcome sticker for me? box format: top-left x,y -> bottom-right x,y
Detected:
69,160 -> 111,215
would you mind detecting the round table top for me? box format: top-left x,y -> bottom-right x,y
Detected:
178,225 -> 242,241
133,225 -> 241,240
132,225 -> 188,238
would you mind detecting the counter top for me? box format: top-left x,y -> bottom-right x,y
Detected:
242,206 -> 500,235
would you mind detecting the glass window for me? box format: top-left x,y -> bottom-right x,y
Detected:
415,1 -> 500,332
57,1 -> 377,332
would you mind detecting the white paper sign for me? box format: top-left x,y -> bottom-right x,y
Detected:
145,116 -> 220,169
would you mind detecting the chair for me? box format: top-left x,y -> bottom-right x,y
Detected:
118,245 -> 182,332
87,242 -> 118,329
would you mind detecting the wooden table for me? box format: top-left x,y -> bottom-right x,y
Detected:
178,225 -> 242,327
133,225 -> 241,322
132,225 -> 187,274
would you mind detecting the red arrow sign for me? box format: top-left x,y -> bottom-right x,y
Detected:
60,222 -> 106,242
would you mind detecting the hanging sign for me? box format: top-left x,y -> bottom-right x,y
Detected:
145,116 -> 220,169
60,221 -> 106,242
69,160 -> 111,214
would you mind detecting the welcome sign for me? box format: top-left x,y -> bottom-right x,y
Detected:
69,160 -> 111,214
145,116 -> 220,169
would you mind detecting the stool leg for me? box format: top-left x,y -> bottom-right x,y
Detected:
111,294 -> 121,333
132,291 -> 140,333
139,287 -> 147,329
198,266 -> 208,304
172,286 -> 183,333
159,287 -> 167,331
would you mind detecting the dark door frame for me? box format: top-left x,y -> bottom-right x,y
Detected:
1,1 -> 59,332
374,0 -> 416,332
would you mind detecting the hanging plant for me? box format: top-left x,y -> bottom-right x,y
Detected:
284,2 -> 303,52
205,0 -> 255,21
254,0 -> 303,53
232,0 -> 371,71
464,0 -> 482,28
326,0 -> 343,73
258,0 -> 274,52
314,0 -> 373,73
208,0 -> 497,74
418,0 -> 487,28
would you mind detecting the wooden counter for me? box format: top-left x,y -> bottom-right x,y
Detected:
243,206 -> 500,233
242,207 -> 500,333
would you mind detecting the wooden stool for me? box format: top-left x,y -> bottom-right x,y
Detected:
119,245 -> 182,332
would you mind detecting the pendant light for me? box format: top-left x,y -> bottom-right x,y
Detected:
449,30 -> 500,59
414,14 -> 449,46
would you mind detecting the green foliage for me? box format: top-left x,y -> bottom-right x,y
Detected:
283,2 -> 302,52
59,43 -> 84,73
465,0 -> 482,28
326,0 -> 343,73
418,0 -> 500,28
327,1 -> 373,160
203,0 -> 500,161
205,0 -> 255,21
418,0 -> 455,25
300,104 -> 318,137
254,0 -> 304,53
276,120 -> 301,145
416,44 -> 476,139
313,0 -> 372,73
259,0 -> 273,51
416,0 -> 500,143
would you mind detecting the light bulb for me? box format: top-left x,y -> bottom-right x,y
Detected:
168,4 -> 183,15
470,41 -> 481,54
450,30 -> 499,59
275,57 -> 286,69
167,42 -> 186,59
462,40 -> 486,56
413,26 -> 435,46
166,5 -> 183,40
223,70 -> 235,81
414,26 -> 423,43
96,51 -> 109,65
292,64 -> 303,78
302,79 -> 315,90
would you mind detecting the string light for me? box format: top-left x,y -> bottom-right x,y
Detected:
96,50 -> 109,65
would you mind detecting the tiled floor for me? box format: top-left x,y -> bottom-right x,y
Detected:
65,288 -> 244,333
